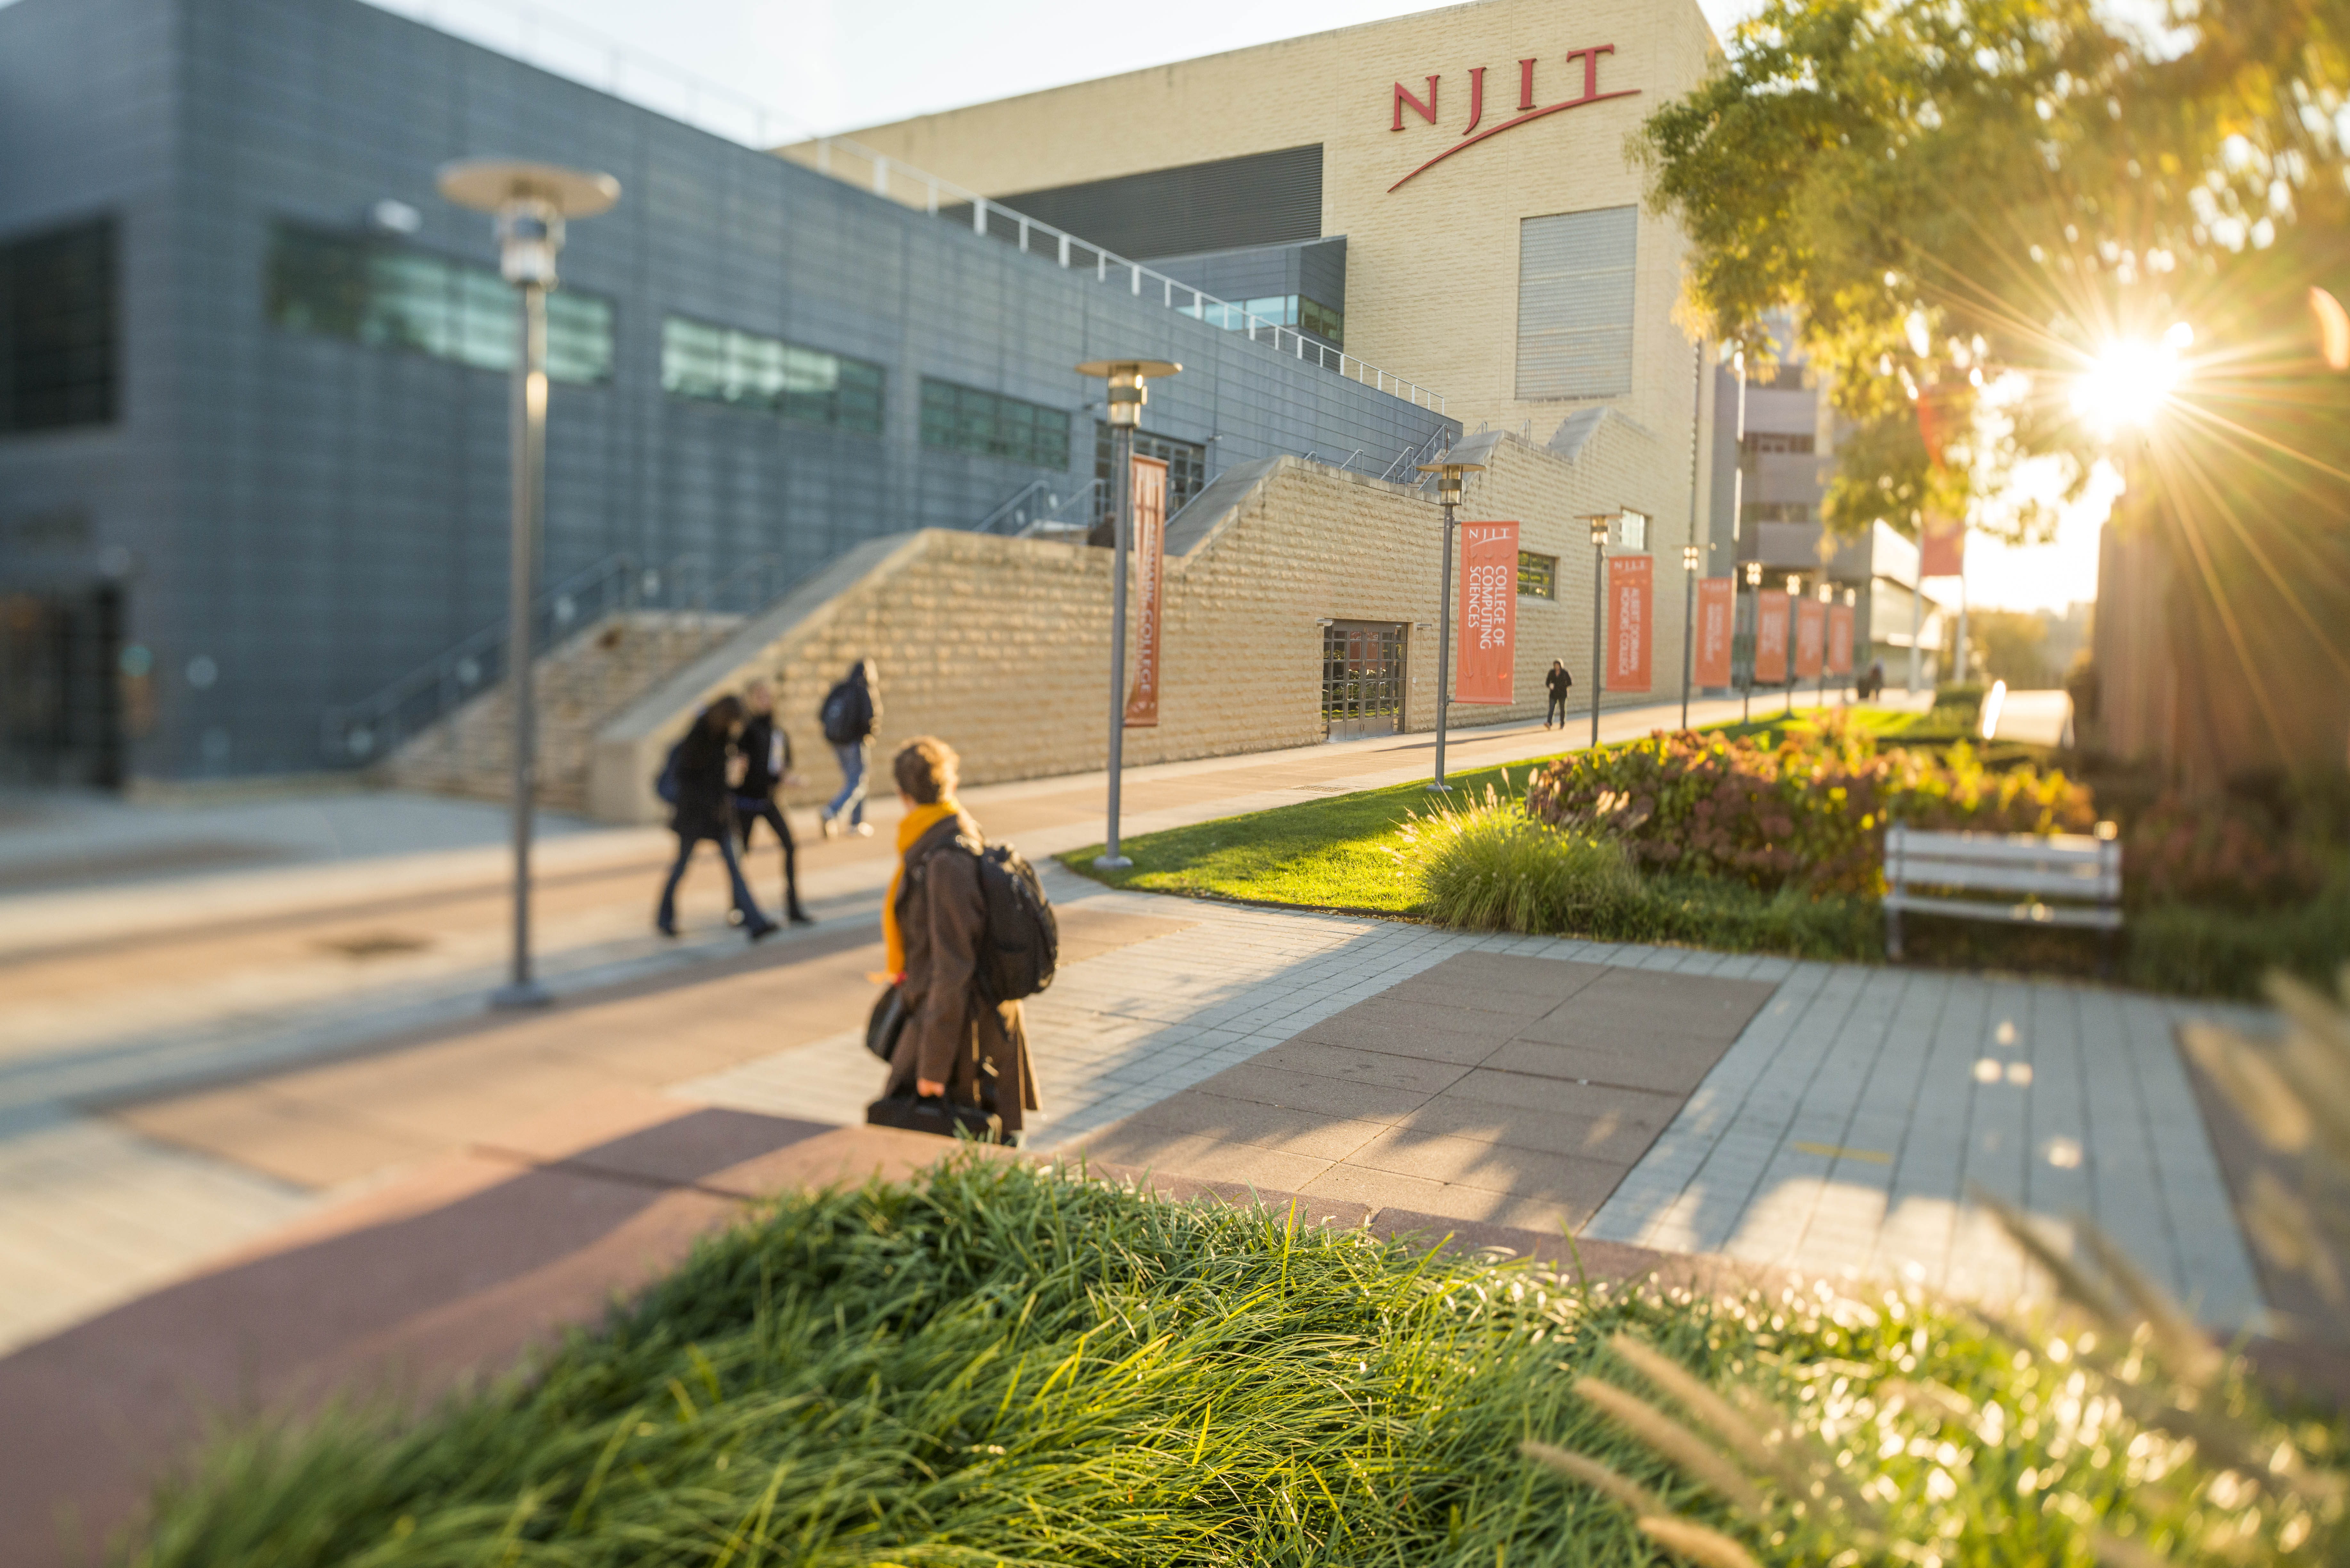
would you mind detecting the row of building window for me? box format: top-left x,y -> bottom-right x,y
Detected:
1743,501 -> 1812,525
264,221 -> 1080,469
1,218 -> 116,435
1177,293 -> 1343,347
1740,431 -> 1815,454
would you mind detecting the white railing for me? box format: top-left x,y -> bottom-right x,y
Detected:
364,0 -> 1448,415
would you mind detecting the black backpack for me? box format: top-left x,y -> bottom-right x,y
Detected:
959,834 -> 1059,1003
820,680 -> 866,745
652,737 -> 686,804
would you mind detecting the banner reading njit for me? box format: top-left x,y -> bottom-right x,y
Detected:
1754,590 -> 1790,683
1122,456 -> 1169,728
1828,601 -> 1855,675
1795,597 -> 1826,679
1695,577 -> 1735,688
1607,553 -> 1653,693
1454,521 -> 1519,704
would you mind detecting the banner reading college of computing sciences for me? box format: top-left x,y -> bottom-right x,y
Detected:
1795,596 -> 1826,680
1754,590 -> 1790,683
1455,521 -> 1518,704
1123,456 -> 1169,728
1695,577 -> 1734,688
1607,553 -> 1653,693
1828,601 -> 1855,676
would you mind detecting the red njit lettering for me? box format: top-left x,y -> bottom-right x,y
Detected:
1386,45 -> 1638,192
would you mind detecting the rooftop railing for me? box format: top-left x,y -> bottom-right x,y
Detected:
369,0 -> 1448,415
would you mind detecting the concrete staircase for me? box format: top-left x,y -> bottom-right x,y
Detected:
383,610 -> 745,812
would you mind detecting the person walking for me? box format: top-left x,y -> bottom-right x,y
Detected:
734,679 -> 812,926
880,736 -> 1038,1144
656,696 -> 777,942
1544,659 -> 1573,730
818,659 -> 879,839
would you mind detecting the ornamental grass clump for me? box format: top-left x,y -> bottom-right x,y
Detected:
1524,713 -> 2095,896
1395,779 -> 1641,934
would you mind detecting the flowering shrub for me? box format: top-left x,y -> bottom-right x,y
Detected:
1523,714 -> 2096,896
2125,793 -> 2328,910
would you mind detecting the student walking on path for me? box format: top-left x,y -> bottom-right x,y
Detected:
819,660 -> 880,839
1544,659 -> 1574,729
656,696 -> 777,942
880,736 -> 1038,1143
733,679 -> 812,926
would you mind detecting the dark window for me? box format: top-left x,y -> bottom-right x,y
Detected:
661,316 -> 882,433
983,144 -> 1321,261
1094,425 -> 1206,529
1178,292 -> 1343,348
1742,501 -> 1812,525
1518,551 -> 1558,599
264,220 -> 612,384
1741,431 -> 1815,454
0,217 -> 117,434
920,379 -> 1069,469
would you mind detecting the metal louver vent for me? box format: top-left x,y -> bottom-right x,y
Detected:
1515,206 -> 1637,401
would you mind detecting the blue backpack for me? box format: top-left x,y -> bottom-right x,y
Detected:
653,737 -> 685,805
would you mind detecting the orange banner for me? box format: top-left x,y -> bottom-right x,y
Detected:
1695,577 -> 1735,688
1828,601 -> 1855,675
1607,553 -> 1653,693
1795,597 -> 1826,679
1754,590 -> 1790,683
1123,456 -> 1168,727
1455,520 -> 1519,704
1920,513 -> 1965,578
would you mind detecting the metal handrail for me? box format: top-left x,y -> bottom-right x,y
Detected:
1380,428 -> 1453,484
972,479 -> 1057,535
1019,480 -> 1103,536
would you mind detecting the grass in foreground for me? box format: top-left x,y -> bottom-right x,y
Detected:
128,1158 -> 2345,1567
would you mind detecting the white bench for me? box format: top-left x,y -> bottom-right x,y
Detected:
1883,824 -> 2123,969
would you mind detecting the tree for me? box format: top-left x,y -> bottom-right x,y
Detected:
1635,0 -> 2349,543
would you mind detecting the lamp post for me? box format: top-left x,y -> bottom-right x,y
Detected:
1785,575 -> 1802,718
1679,542 -> 1701,730
1741,560 -> 1762,723
1074,358 -> 1180,868
1817,580 -> 1835,710
1842,586 -> 1858,702
1415,455 -> 1487,790
1586,514 -> 1613,749
438,158 -> 618,1010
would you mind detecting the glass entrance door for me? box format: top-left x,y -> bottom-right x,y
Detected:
1322,621 -> 1407,741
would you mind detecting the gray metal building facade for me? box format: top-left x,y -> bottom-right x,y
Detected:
0,0 -> 1454,784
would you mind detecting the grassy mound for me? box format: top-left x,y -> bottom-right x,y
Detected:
127,1159 -> 2344,1567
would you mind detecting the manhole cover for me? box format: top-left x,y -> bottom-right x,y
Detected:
316,930 -> 433,959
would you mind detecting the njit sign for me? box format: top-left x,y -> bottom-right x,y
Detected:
1386,47 -> 1637,192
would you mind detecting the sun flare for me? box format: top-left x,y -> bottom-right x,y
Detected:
2070,323 -> 2192,434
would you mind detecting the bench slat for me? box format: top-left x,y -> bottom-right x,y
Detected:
1885,827 -> 2112,864
1884,891 -> 2124,930
1891,860 -> 2119,898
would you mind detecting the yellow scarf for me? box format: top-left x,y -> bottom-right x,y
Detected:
883,798 -> 962,978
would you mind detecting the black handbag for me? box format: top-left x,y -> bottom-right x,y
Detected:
865,985 -> 907,1062
865,1091 -> 1003,1143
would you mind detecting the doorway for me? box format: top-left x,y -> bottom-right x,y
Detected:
0,584 -> 124,787
1322,620 -> 1406,741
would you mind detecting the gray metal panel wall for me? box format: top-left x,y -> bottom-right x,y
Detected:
987,145 -> 1322,262
0,0 -> 1447,780
1515,206 -> 1637,401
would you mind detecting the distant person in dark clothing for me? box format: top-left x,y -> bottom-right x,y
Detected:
819,659 -> 880,839
734,679 -> 812,926
1544,659 -> 1573,729
881,735 -> 1037,1142
656,696 -> 776,941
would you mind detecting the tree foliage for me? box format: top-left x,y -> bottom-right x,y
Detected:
1636,0 -> 2350,541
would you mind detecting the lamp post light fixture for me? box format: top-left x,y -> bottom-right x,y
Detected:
1586,514 -> 1613,749
1679,542 -> 1701,730
437,158 -> 619,1011
1741,559 -> 1763,723
1074,358 -> 1180,869
1416,454 -> 1487,790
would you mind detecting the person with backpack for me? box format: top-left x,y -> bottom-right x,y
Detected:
876,735 -> 1040,1142
733,679 -> 813,926
1544,659 -> 1573,730
818,659 -> 880,839
654,696 -> 777,942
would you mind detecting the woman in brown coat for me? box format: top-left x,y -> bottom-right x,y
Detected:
880,736 -> 1038,1141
